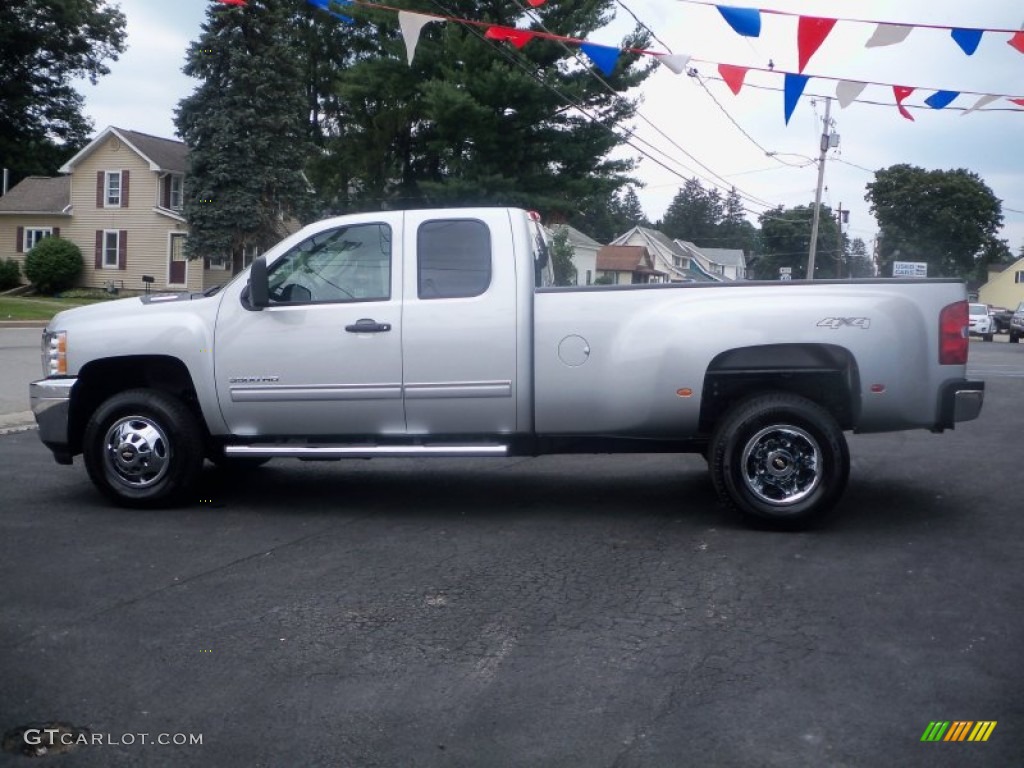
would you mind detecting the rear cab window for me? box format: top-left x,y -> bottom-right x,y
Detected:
416,219 -> 491,299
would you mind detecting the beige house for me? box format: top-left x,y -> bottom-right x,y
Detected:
978,259 -> 1024,309
0,126 -> 232,293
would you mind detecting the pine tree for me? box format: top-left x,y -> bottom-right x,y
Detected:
658,178 -> 723,244
307,0 -> 655,214
175,0 -> 313,264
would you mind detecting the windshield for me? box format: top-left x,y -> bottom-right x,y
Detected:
968,305 -> 987,315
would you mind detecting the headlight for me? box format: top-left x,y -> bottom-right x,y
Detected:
42,330 -> 67,377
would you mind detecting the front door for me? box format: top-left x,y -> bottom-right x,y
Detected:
169,233 -> 187,286
214,215 -> 405,437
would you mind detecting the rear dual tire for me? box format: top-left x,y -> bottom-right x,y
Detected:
709,393 -> 849,530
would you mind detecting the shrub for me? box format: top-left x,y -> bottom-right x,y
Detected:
0,257 -> 20,290
24,237 -> 83,294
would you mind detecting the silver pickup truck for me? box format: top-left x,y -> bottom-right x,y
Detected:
30,207 -> 983,528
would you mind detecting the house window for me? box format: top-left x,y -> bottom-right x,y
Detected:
170,175 -> 183,210
1015,271 -> 1024,284
24,228 -> 53,252
103,231 -> 120,268
242,245 -> 259,269
586,270 -> 592,285
105,171 -> 121,207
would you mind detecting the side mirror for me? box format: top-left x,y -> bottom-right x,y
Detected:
249,256 -> 269,309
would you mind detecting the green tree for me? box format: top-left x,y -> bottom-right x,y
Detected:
865,164 -> 1005,279
755,204 -> 841,280
175,0 -> 314,263
846,237 -> 874,278
0,0 -> 127,185
714,187 -> 758,254
308,0 -> 655,214
549,227 -> 577,286
658,178 -> 723,244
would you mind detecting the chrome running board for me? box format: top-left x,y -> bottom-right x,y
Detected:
224,444 -> 509,459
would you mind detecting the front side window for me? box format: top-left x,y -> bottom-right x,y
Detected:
267,223 -> 392,304
24,228 -> 52,251
105,171 -> 121,207
103,231 -> 120,268
417,219 -> 491,299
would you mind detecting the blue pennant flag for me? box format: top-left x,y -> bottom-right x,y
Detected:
784,73 -> 810,124
580,43 -> 621,76
717,5 -> 761,38
950,28 -> 983,55
925,90 -> 960,109
306,0 -> 353,24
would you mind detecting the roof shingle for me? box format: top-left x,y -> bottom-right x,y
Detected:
0,176 -> 71,214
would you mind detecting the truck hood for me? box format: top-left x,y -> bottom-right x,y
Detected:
48,292 -> 206,330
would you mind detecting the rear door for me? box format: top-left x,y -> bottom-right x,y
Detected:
401,210 -> 518,435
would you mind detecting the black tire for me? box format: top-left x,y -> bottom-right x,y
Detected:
709,393 -> 849,529
83,389 -> 204,508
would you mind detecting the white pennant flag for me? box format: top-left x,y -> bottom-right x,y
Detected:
865,24 -> 912,48
836,80 -> 867,108
655,53 -> 691,75
961,94 -> 998,115
399,11 -> 442,66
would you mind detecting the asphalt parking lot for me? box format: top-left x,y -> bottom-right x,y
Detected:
0,337 -> 1021,767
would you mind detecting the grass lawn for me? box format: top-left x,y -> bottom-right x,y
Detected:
0,295 -> 111,322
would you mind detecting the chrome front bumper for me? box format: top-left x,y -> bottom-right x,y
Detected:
30,378 -> 77,464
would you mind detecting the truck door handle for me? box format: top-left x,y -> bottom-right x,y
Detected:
345,318 -> 392,333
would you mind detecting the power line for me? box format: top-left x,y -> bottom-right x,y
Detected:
510,0 -> 778,210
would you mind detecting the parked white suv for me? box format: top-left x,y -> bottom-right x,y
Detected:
968,303 -> 995,342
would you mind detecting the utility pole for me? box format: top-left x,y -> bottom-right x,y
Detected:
807,97 -> 832,280
836,203 -> 843,278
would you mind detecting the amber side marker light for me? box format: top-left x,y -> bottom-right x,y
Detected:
676,388 -> 693,397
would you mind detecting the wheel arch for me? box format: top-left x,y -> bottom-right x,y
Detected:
69,356 -> 205,455
700,343 -> 861,434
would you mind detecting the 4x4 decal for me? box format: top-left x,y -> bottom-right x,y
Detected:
818,317 -> 871,330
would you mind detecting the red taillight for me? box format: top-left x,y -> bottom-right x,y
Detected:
939,300 -> 968,365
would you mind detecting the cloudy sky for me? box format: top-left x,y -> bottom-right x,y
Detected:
76,0 -> 1024,254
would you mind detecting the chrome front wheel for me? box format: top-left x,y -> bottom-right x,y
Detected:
103,416 -> 171,488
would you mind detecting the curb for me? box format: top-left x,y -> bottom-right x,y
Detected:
0,321 -> 48,328
0,411 -> 36,435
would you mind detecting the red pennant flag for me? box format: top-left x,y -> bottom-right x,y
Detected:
1010,98 -> 1024,107
718,64 -> 749,95
1009,30 -> 1024,54
797,16 -> 837,73
893,86 -> 915,121
216,0 -> 247,5
527,0 -> 546,6
484,25 -> 534,49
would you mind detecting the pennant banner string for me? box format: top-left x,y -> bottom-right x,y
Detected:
678,0 -> 1024,36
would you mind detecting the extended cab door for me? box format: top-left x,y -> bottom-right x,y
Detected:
214,213 -> 406,436
401,210 -> 518,435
